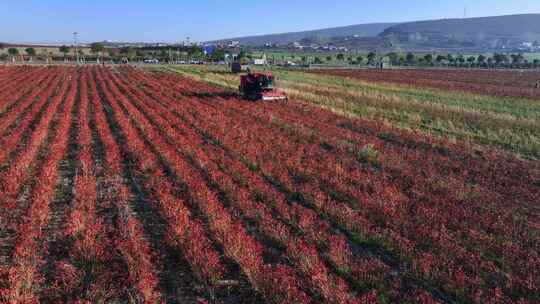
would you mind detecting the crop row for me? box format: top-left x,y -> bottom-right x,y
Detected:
309,69 -> 540,99
94,66 -> 314,303
144,67 -> 539,303
121,67 -> 448,302
116,68 -> 388,302
2,69 -> 77,302
0,65 -> 537,303
121,68 -> 418,300
0,68 -> 63,165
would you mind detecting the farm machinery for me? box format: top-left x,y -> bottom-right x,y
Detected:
239,71 -> 287,101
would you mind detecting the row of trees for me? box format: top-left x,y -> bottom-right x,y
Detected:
73,44 -> 227,63
3,42 -> 538,69
1,41 -> 230,64
48,43 -> 106,62
0,42 -> 106,63
308,52 -> 540,68
0,44 -> 37,62
383,52 -> 539,68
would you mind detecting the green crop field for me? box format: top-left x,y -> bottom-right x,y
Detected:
525,52 -> 540,60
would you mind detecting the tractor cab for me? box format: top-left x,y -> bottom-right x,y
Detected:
239,72 -> 287,101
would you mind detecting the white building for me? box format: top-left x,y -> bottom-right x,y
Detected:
252,54 -> 268,65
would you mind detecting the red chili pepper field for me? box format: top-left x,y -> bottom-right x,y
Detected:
0,65 -> 538,303
309,68 -> 540,100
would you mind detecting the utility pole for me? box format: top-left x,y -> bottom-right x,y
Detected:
186,37 -> 191,61
73,32 -> 80,65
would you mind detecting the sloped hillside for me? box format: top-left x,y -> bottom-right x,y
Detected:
380,14 -> 540,50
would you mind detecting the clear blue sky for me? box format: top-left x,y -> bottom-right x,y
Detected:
1,0 -> 539,43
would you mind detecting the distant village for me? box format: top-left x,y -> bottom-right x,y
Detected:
1,37 -> 540,70
218,40 -> 351,53
2,35 -> 540,62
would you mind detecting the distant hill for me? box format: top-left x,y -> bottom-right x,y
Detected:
210,14 -> 540,52
379,14 -> 540,50
209,23 -> 396,46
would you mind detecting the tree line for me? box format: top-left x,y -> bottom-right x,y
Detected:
308,51 -> 540,69
0,42 -> 226,64
2,41 -> 539,69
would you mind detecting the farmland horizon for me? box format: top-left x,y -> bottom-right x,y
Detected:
1,0 -> 540,44
1,13 -> 539,45
4,13 -> 540,55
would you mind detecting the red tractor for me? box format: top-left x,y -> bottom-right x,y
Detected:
239,72 -> 287,101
